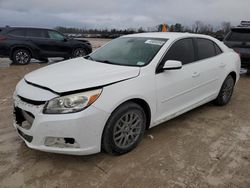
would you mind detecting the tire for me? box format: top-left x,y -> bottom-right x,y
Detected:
72,48 -> 87,58
12,49 -> 31,65
214,75 -> 235,106
102,102 -> 146,155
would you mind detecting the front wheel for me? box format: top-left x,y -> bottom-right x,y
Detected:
12,49 -> 31,65
72,48 -> 87,58
214,75 -> 235,106
102,102 -> 146,155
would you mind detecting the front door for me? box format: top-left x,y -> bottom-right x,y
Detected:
155,38 -> 200,124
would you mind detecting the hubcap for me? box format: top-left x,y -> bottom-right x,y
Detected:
74,49 -> 86,57
222,78 -> 234,102
16,51 -> 29,64
113,112 -> 142,148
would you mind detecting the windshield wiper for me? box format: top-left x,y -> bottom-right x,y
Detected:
96,59 -> 116,65
85,55 -> 95,61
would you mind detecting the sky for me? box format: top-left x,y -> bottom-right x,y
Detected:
0,0 -> 250,29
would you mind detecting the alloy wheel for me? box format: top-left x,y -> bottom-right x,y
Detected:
15,51 -> 30,64
73,48 -> 86,57
113,112 -> 142,149
222,77 -> 234,102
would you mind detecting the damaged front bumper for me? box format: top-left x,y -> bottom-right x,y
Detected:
13,92 -> 110,155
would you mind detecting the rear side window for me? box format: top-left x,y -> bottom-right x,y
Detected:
197,38 -> 217,60
26,29 -> 48,38
8,29 -> 26,37
163,38 -> 195,65
227,30 -> 250,42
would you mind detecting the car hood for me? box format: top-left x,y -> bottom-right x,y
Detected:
24,58 -> 140,94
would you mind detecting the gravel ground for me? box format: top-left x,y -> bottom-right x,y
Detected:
0,38 -> 250,188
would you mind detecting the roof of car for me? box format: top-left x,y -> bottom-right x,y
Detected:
124,32 -> 214,40
1,26 -> 54,31
232,27 -> 250,30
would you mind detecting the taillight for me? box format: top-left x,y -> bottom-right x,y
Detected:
0,36 -> 7,41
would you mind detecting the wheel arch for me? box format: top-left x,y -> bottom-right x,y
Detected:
10,45 -> 34,58
100,97 -> 152,154
126,98 -> 151,130
228,71 -> 237,83
73,43 -> 92,54
106,98 -> 152,130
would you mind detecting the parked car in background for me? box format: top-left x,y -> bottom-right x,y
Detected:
13,32 -> 240,155
0,27 -> 92,65
224,22 -> 250,70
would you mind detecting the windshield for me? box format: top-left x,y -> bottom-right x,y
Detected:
88,37 -> 167,66
227,29 -> 250,42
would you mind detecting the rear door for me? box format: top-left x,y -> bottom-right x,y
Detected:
194,38 -> 223,101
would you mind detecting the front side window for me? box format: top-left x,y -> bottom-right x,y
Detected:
48,30 -> 64,40
89,37 -> 167,66
8,29 -> 26,37
163,38 -> 195,65
197,38 -> 217,60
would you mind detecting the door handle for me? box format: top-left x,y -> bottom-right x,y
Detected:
192,72 -> 200,78
219,63 -> 226,68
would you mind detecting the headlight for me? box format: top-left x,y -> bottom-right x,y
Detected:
43,89 -> 102,114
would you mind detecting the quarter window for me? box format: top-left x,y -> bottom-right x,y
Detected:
163,38 -> 195,65
214,43 -> 222,55
197,38 -> 217,60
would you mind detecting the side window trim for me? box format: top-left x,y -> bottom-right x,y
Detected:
193,38 -> 199,62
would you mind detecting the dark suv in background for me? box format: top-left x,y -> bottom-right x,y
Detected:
224,21 -> 250,70
0,27 -> 92,64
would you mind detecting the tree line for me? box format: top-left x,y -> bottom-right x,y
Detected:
55,21 -> 232,39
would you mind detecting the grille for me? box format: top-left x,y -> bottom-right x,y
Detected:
18,95 -> 46,105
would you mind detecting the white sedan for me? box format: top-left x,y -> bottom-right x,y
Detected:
13,32 -> 241,155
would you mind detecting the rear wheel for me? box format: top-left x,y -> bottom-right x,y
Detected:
72,48 -> 87,58
12,49 -> 31,65
102,102 -> 146,155
214,75 -> 235,106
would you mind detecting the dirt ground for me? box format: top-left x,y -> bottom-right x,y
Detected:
0,38 -> 250,188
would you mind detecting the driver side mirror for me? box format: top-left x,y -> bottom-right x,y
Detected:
162,60 -> 182,70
